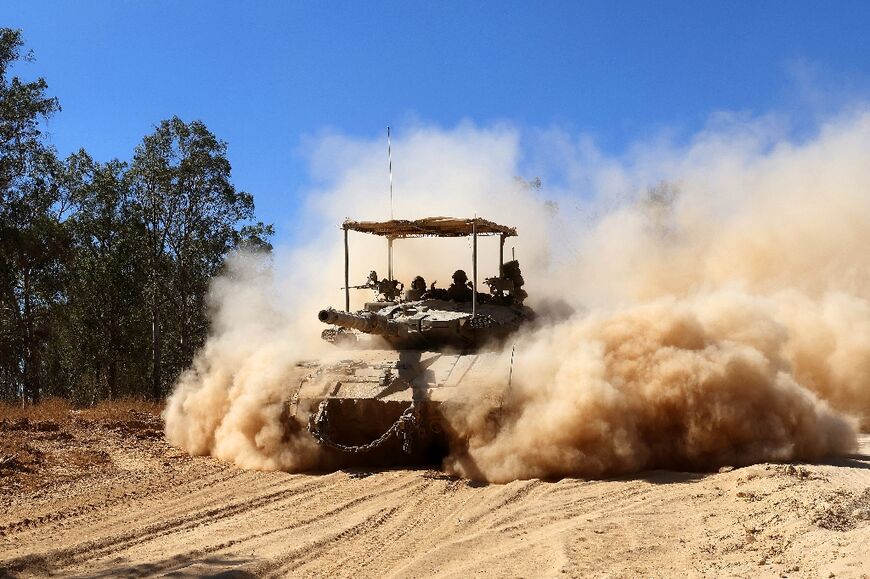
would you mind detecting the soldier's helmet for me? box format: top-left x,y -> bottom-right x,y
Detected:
452,269 -> 468,284
367,270 -> 378,282
411,276 -> 426,291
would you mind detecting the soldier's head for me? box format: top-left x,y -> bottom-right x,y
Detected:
368,270 -> 378,282
411,276 -> 426,291
452,269 -> 468,284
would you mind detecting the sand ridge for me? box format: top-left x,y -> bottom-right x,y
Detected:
0,412 -> 868,578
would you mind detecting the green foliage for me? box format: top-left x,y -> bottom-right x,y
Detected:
0,29 -> 273,403
128,117 -> 268,397
0,28 -> 65,402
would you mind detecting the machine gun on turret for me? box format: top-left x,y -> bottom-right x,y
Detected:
341,270 -> 403,302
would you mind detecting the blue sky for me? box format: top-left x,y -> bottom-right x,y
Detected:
3,1 -> 870,244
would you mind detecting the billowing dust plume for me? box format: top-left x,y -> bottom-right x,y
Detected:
163,256 -> 323,471
165,112 -> 870,480
444,292 -> 858,482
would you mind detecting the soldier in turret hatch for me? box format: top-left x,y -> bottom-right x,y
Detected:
447,269 -> 473,302
501,260 -> 527,305
405,275 -> 427,301
376,277 -> 403,302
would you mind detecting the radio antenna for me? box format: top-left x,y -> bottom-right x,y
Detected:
387,127 -> 394,219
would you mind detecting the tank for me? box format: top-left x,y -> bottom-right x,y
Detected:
286,217 -> 534,464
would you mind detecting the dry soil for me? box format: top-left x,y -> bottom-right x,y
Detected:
0,406 -> 868,578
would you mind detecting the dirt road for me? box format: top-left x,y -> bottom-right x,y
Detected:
1,409 -> 868,578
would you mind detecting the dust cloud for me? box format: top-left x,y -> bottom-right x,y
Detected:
163,256 -> 324,471
444,293 -> 858,482
165,110 -> 870,480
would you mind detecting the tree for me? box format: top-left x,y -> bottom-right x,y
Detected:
60,151 -> 150,402
640,180 -> 679,240
0,30 -> 273,403
0,28 -> 64,403
128,117 -> 272,398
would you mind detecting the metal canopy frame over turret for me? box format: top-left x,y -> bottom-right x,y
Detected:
343,216 -> 517,238
340,216 -> 518,317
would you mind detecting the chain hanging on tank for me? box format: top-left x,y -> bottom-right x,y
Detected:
307,399 -> 420,454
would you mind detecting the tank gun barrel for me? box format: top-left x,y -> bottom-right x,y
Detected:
318,308 -> 398,336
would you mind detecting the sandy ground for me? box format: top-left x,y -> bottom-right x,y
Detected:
0,410 -> 868,578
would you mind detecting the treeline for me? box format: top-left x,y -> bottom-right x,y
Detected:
0,29 -> 272,404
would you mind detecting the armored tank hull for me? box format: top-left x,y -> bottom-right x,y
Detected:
287,346 -> 514,465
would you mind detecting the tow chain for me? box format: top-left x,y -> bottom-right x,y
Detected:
307,399 -> 420,454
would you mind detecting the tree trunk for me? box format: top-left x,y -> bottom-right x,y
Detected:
107,306 -> 118,400
107,359 -> 118,400
151,303 -> 161,399
180,289 -> 189,363
22,268 -> 40,403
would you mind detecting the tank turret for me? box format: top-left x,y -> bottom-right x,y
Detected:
319,296 -> 531,350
